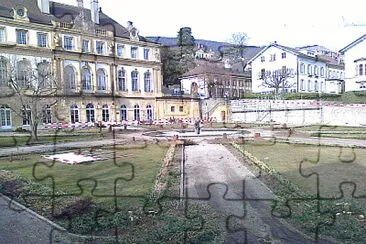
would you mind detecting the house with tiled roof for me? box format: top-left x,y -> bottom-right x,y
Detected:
0,0 -> 176,130
340,34 -> 366,91
248,42 -> 344,94
180,62 -> 251,99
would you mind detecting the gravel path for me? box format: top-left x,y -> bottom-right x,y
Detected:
184,140 -> 332,243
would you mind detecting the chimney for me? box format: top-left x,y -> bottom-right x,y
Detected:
90,0 -> 99,24
127,21 -> 133,31
37,0 -> 50,14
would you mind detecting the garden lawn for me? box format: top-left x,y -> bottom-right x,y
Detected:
0,143 -> 168,206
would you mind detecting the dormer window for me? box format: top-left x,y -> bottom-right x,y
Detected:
13,6 -> 29,21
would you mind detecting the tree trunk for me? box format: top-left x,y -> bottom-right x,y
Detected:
31,122 -> 38,142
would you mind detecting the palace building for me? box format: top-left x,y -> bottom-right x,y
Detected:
0,0 -> 187,130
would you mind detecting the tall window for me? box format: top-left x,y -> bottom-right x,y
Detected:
0,104 -> 11,127
86,103 -> 95,122
42,105 -> 52,123
308,80 -> 312,91
70,105 -> 79,123
17,59 -> 31,88
16,29 -> 28,44
117,44 -> 124,56
82,40 -> 89,52
96,41 -> 105,54
134,105 -> 140,121
300,63 -> 305,74
0,58 -> 7,86
82,68 -> 92,91
120,105 -> 127,121
143,48 -> 150,60
314,80 -> 318,92
131,71 -> 138,91
97,69 -> 106,90
63,36 -> 73,50
117,69 -> 126,91
314,66 -> 319,76
37,33 -> 47,47
260,69 -> 265,79
300,79 -> 305,90
102,104 -> 109,122
64,66 -> 76,89
37,61 -> 51,88
22,105 -> 31,125
320,67 -> 325,77
307,64 -> 312,75
0,27 -> 5,42
131,47 -> 138,59
144,71 -> 151,92
146,105 -> 153,120
359,64 -> 364,76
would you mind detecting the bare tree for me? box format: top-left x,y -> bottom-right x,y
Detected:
219,32 -> 249,71
260,68 -> 296,94
0,55 -> 61,141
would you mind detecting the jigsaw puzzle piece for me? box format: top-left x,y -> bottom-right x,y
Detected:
299,144 -> 365,198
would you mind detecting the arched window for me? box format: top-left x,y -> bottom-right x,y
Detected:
0,57 -> 8,87
308,80 -> 312,91
42,105 -> 52,123
70,104 -> 79,123
120,105 -> 127,121
64,66 -> 76,89
300,79 -> 304,91
320,67 -> 325,77
146,105 -> 153,120
307,64 -> 312,75
131,71 -> 138,91
102,104 -> 109,122
97,69 -> 106,90
300,63 -> 305,74
191,82 -> 198,94
37,61 -> 51,88
0,104 -> 11,127
144,71 -> 151,92
117,69 -> 126,91
17,59 -> 32,88
82,68 -> 92,91
86,103 -> 95,122
134,104 -> 140,121
314,65 -> 319,76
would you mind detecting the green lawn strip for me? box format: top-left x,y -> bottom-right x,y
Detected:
232,142 -> 366,243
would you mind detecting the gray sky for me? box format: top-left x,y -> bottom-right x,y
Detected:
55,0 -> 366,51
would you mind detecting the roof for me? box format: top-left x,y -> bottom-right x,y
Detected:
180,62 -> 250,78
0,0 -> 154,42
247,42 -> 326,64
0,0 -> 53,25
339,34 -> 366,54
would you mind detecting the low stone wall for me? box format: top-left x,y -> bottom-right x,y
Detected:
230,99 -> 366,126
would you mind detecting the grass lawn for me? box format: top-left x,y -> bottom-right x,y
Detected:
237,142 -> 366,242
0,142 -> 223,242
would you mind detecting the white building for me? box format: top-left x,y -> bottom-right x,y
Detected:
340,34 -> 366,91
249,43 -> 344,94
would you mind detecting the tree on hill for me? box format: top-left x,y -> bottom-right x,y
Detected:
161,27 -> 196,86
260,68 -> 296,94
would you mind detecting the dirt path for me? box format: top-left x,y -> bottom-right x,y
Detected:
184,140 -> 332,243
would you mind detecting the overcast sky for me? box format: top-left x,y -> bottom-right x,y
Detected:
54,0 -> 366,51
